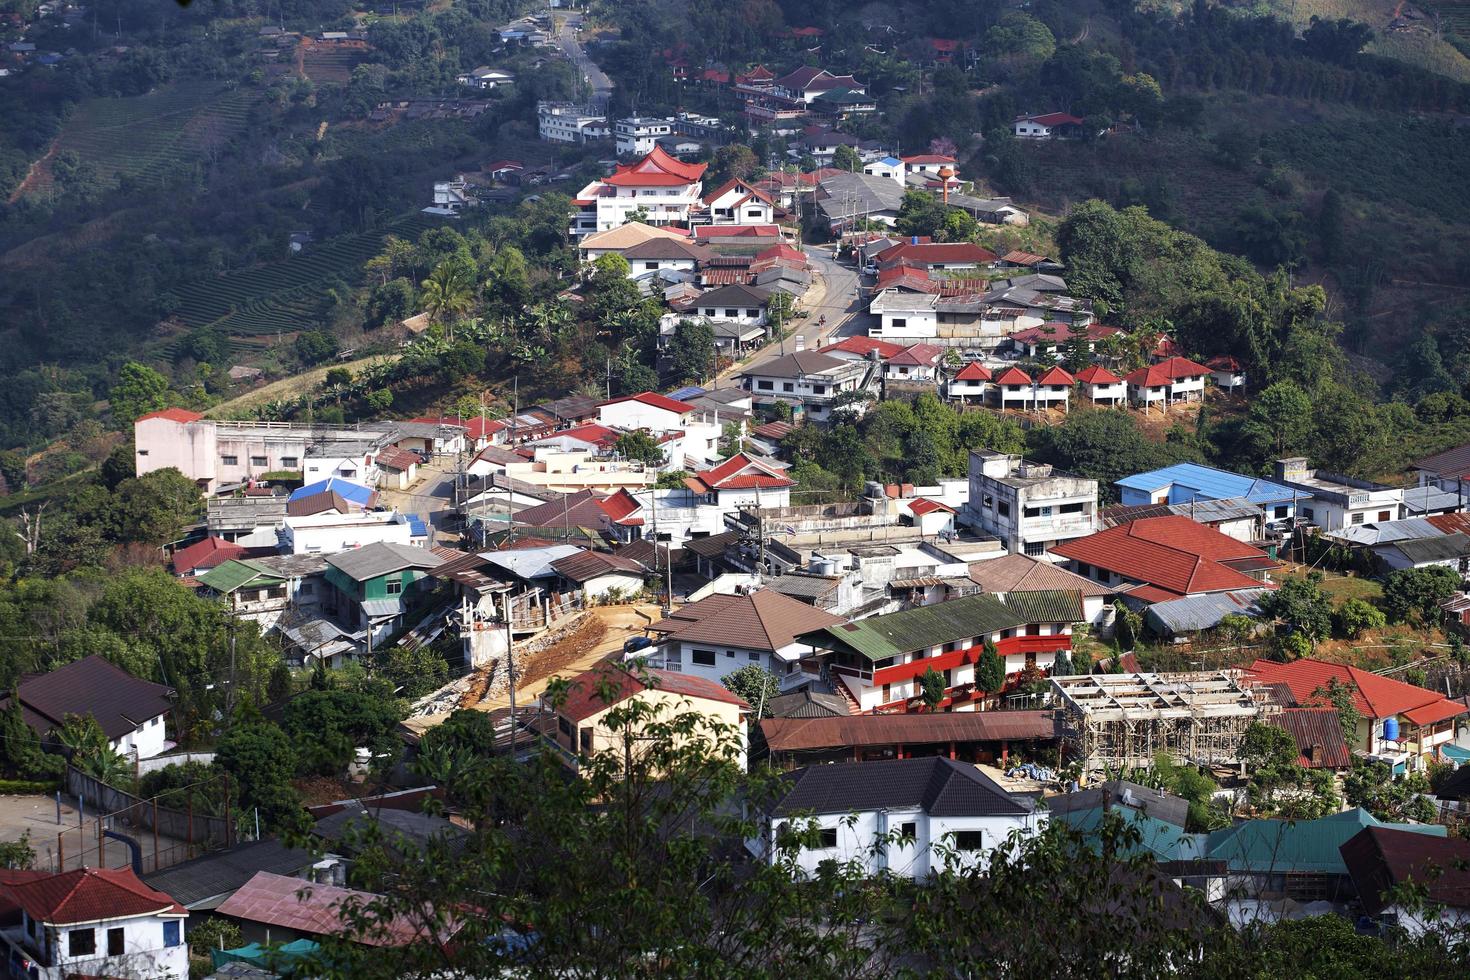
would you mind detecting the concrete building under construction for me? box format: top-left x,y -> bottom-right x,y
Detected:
1050,671 -> 1278,775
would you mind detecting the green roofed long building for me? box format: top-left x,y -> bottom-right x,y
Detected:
796,590 -> 1082,713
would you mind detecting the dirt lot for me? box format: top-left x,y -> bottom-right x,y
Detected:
0,793 -> 191,873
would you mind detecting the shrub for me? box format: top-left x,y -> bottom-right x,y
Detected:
1333,597 -> 1385,639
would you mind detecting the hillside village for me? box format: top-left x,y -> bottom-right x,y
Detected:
4,0 -> 1470,975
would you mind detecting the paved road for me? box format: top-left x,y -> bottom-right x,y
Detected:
741,244 -> 867,373
553,9 -> 613,108
376,457 -> 459,546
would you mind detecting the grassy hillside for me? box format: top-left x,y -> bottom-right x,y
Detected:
1259,0 -> 1470,82
21,84 -> 256,198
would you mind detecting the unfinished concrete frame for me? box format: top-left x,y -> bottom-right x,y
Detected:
1051,671 -> 1278,775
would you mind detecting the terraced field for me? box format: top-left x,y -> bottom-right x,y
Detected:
165,212 -> 440,353
23,84 -> 256,197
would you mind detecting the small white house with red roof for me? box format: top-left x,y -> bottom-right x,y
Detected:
1032,366 -> 1074,411
700,177 -> 776,226
1075,364 -> 1126,406
570,146 -> 708,238
1013,112 -> 1085,139
684,453 -> 794,509
819,337 -> 907,363
993,367 -> 1034,410
597,392 -> 725,468
1207,355 -> 1246,391
947,362 -> 991,403
874,240 -> 997,273
1126,356 -> 1212,411
0,866 -> 188,980
902,497 -> 957,536
1006,322 -> 1122,360
525,423 -> 622,455
885,344 -> 946,383
901,153 -> 960,178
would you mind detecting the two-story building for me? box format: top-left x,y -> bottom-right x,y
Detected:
964,451 -> 1099,560
795,590 -> 1083,713
1125,356 -> 1212,411
1114,462 -> 1308,524
570,147 -> 706,238
698,178 -> 776,225
1075,365 -> 1127,407
741,351 -> 875,421
0,868 -> 188,980
693,284 -> 772,327
1272,457 -> 1405,531
614,116 -> 673,155
683,453 -> 796,510
323,542 -> 444,645
537,101 -> 608,144
946,362 -> 991,404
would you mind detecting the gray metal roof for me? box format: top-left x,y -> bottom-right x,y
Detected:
142,839 -> 314,909
480,544 -> 581,580
1143,589 -> 1267,636
815,171 -> 905,220
1376,532 -> 1470,564
1403,484 -> 1463,515
1326,517 -> 1444,546
323,541 -> 443,580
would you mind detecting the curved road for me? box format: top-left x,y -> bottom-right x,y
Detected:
741,244 -> 866,372
553,10 -> 613,109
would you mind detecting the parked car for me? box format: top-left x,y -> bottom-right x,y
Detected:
622,635 -> 653,655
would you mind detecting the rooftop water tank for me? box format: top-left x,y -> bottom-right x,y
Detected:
1383,716 -> 1399,742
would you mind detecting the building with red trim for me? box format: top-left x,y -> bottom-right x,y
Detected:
946,361 -> 991,403
698,177 -> 776,226
1245,658 -> 1466,769
1125,356 -> 1212,411
795,591 -> 1082,713
570,146 -> 707,239
683,452 -> 795,509
1074,364 -> 1126,406
1013,112 -> 1085,138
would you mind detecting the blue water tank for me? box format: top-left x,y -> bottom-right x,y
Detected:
1383,716 -> 1400,742
911,235 -> 919,245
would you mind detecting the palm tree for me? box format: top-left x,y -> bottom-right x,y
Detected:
420,259 -> 476,341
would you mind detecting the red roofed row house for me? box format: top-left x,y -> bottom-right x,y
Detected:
1246,658 -> 1467,771
571,147 -> 708,239
993,365 -> 1076,411
1126,356 -> 1212,411
946,363 -> 1127,408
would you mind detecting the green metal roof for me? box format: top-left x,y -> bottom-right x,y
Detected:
197,559 -> 285,594
798,593 -> 1068,663
1054,807 -> 1203,863
996,589 -> 1084,625
1204,808 -> 1447,875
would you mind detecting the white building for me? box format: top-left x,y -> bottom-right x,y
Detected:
693,283 -> 771,326
747,757 -> 1045,878
863,155 -> 905,184
597,391 -> 727,468
741,351 -> 876,422
614,116 -> 673,155
280,509 -> 420,555
869,289 -> 938,340
570,147 -> 707,238
1075,365 -> 1127,406
1,655 -> 174,761
538,101 -> 609,143
1013,112 -> 1084,138
1273,457 -> 1405,531
965,450 -> 1099,560
699,178 -> 776,225
0,868 -> 189,980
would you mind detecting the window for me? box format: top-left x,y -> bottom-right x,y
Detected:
997,502 -> 1011,517
692,649 -> 717,666
300,583 -> 314,595
725,650 -> 736,658
220,455 -> 239,466
812,385 -> 826,395
250,456 -> 268,467
1026,624 -> 1040,636
1303,507 -> 1315,521
580,728 -> 593,752
757,380 -> 773,391
1059,502 -> 1084,515
748,651 -> 760,661
340,469 -> 357,479
817,827 -> 838,849
137,449 -> 149,456
107,927 -> 124,957
1351,513 -> 1365,525
882,683 -> 891,702
900,821 -> 916,839
644,262 -> 658,270
1024,541 -> 1045,557
281,456 -> 299,469
70,928 -> 95,957
162,921 -> 181,948
558,716 -> 574,737
725,308 -> 738,318
1274,505 -> 1288,519
782,383 -> 794,393
746,308 -> 759,317
1379,510 -> 1392,522
385,580 -> 403,596
892,318 -> 906,328
952,831 -> 987,851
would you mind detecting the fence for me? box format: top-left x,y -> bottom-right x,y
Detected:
65,766 -> 230,850
136,751 -> 216,776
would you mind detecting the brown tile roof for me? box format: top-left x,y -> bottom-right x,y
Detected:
3,656 -> 173,741
761,710 -> 1057,752
649,588 -> 844,653
968,553 -> 1116,599
549,550 -> 646,583
553,663 -> 748,722
286,490 -> 355,517
215,871 -> 448,946
374,446 -> 420,472
1341,826 -> 1470,915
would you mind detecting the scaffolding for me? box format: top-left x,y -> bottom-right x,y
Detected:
1051,671 -> 1278,775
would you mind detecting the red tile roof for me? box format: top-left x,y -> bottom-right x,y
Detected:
1035,366 -> 1075,386
1340,826 -> 1470,915
701,176 -> 775,206
1245,658 -> 1466,724
875,242 -> 998,267
888,343 -> 944,367
171,536 -> 245,574
954,362 -> 991,381
603,146 -> 707,187
820,336 -> 906,359
1206,355 -> 1243,372
1050,516 -> 1272,598
993,366 -> 1032,386
688,453 -> 794,492
1021,112 -> 1084,127
754,242 -> 806,265
902,153 -> 958,164
598,391 -> 693,416
595,489 -> 643,523
216,871 -> 446,947
1075,364 -> 1122,384
554,663 -> 749,722
135,407 -> 203,424
1008,322 -> 1122,345
3,867 -> 185,925
907,497 -> 955,516
409,415 -> 506,440
536,423 -> 620,449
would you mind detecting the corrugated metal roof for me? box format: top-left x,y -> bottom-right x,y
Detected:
1377,532 -> 1470,564
798,593 -> 1038,662
1114,463 -> 1305,504
1205,809 -> 1445,875
197,559 -> 285,594
767,757 -> 1034,818
761,710 -> 1057,751
1144,589 -> 1267,635
1278,708 -> 1352,768
323,542 -> 442,581
1327,517 -> 1445,546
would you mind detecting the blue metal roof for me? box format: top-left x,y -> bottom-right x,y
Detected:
1114,463 -> 1307,504
667,386 -> 706,402
290,477 -> 375,505
878,156 -> 904,166
406,514 -> 429,537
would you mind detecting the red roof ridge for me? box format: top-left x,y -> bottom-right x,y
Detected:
135,407 -> 203,424
599,391 -> 693,416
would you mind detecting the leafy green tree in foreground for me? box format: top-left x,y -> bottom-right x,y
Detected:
722,664 -> 781,719
109,361 -> 170,425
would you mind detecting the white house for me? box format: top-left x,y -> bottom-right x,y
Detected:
1075,365 -> 1126,407
0,656 -> 175,761
0,868 -> 189,980
684,453 -> 795,510
992,367 -> 1035,410
570,147 -> 707,238
746,757 -> 1045,878
641,588 -> 845,685
1207,355 -> 1247,391
863,155 -> 905,184
965,450 -> 1099,561
549,549 -> 648,600
1013,112 -> 1084,138
693,283 -> 771,326
884,344 -> 945,383
538,101 -> 608,144
947,362 -> 991,404
1272,457 -> 1405,531
458,66 -> 515,89
869,289 -> 938,340
597,392 -> 726,469
615,116 -> 673,156
280,509 -> 419,555
699,178 -> 776,225
1125,356 -> 1211,411
741,351 -> 875,421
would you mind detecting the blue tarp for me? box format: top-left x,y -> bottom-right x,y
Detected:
290,477 -> 375,505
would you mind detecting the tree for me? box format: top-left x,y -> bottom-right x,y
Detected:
187,918 -> 242,957
1047,410 -> 1181,497
1343,759 -> 1436,823
1256,573 -> 1333,646
1333,597 -> 1386,639
113,468 -> 204,544
1061,321 -> 1092,373
1050,649 -> 1074,677
0,833 -> 34,870
666,319 -> 716,387
109,361 -> 170,425
975,643 -> 1006,695
721,664 -> 781,719
1238,722 -> 1339,819
614,430 -> 665,466
214,720 -> 306,834
294,330 -> 338,366
0,697 -> 61,781
1244,382 -> 1312,457
919,667 -> 947,712
831,143 -> 861,173
1300,17 -> 1374,64
378,646 -> 451,700
55,714 -> 129,784
1310,678 -> 1363,748
1381,566 -> 1461,627
420,258 -> 476,335
706,144 -> 760,187
280,687 -> 404,777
